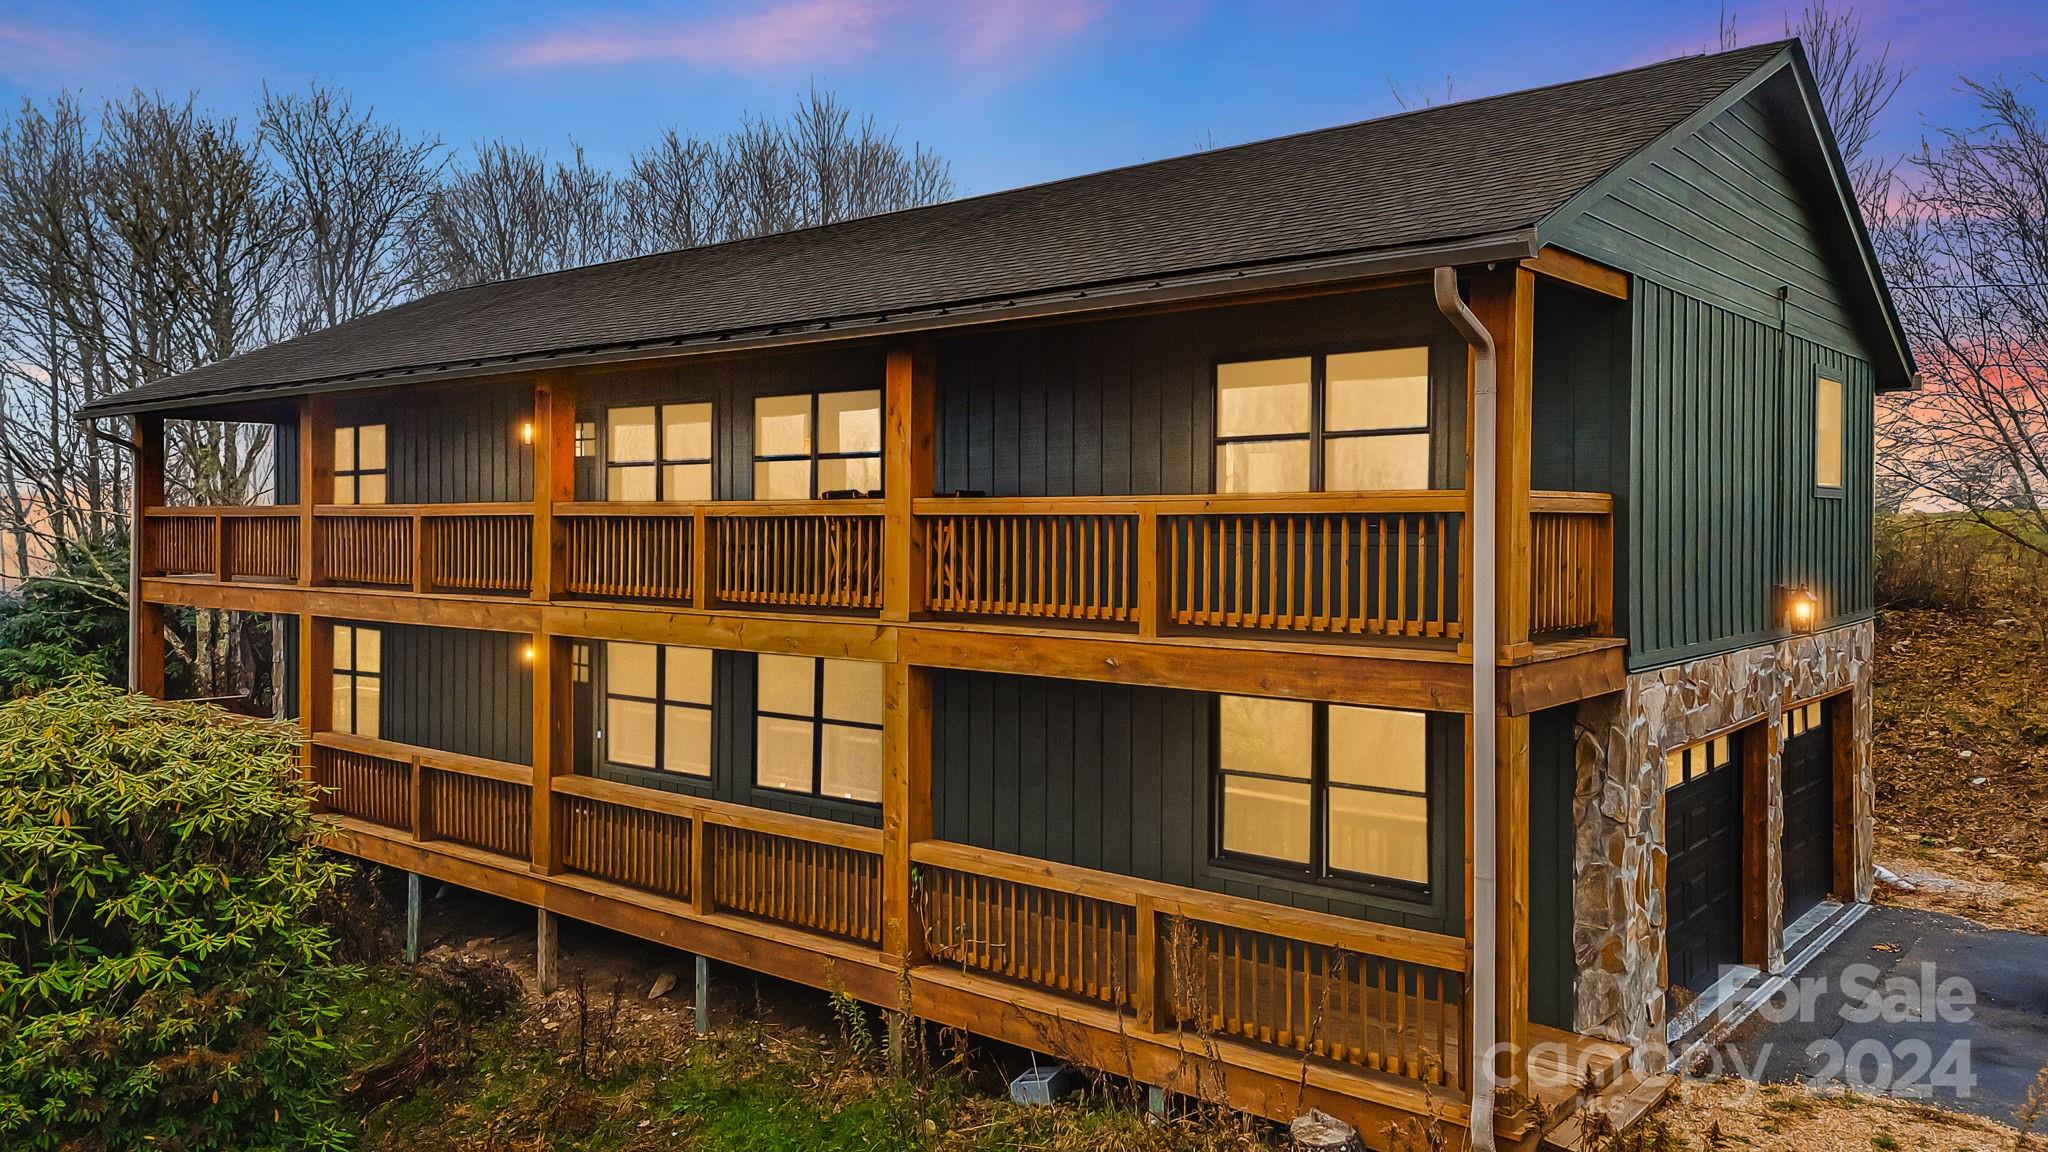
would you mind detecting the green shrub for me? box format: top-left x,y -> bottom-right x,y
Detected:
0,678 -> 353,1150
0,538 -> 130,695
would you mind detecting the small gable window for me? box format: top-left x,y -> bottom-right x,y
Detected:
1814,376 -> 1844,491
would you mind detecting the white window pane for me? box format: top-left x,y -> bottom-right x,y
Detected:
663,645 -> 712,704
334,475 -> 357,505
608,406 -> 657,463
353,681 -> 380,739
819,390 -> 881,455
755,716 -> 815,791
1325,434 -> 1429,491
1815,377 -> 1844,489
818,456 -> 881,495
1216,440 -> 1310,494
755,459 -> 812,500
1216,359 -> 1310,437
357,424 -> 387,471
755,394 -> 812,458
333,426 -> 355,472
609,465 -> 657,502
1326,348 -> 1429,431
354,626 -> 381,674
1329,789 -> 1428,882
1327,706 -> 1427,792
661,403 -> 712,460
1218,695 -> 1313,780
606,641 -> 657,697
662,463 -> 712,502
607,697 -> 657,768
822,659 -> 884,724
1221,776 -> 1311,863
331,676 -> 353,733
821,724 -> 883,802
756,653 -> 816,716
663,707 -> 712,777
356,474 -> 387,505
333,624 -> 354,666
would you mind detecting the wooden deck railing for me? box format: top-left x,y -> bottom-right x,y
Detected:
143,506 -> 301,582
311,732 -> 531,861
309,739 -> 412,830
913,841 -> 1469,1090
558,504 -> 698,602
707,501 -> 884,612
920,504 -> 1140,623
312,504 -> 532,594
1530,491 -> 1615,637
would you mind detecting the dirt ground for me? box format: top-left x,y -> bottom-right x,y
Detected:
1650,1076 -> 2037,1152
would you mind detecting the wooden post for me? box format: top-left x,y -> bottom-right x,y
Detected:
405,871 -> 422,963
298,397 -> 333,587
689,813 -> 713,916
298,615 -> 332,794
1496,710 -> 1530,1088
693,954 -> 711,1035
130,415 -> 166,698
1136,507 -> 1161,638
536,908 -> 558,995
689,506 -> 710,611
531,374 -> 575,602
881,660 -> 933,965
882,341 -> 937,622
1741,721 -> 1775,968
530,633 -> 569,873
1134,894 -> 1167,1032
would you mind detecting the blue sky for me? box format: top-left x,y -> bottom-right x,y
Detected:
3,0 -> 2044,197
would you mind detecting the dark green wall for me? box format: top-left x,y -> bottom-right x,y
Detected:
372,623 -> 532,766
332,384 -> 534,504
928,670 -> 1465,936
1528,705 -> 1577,1031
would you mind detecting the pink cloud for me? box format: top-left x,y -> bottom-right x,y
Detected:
0,18 -> 115,82
490,0 -> 1108,79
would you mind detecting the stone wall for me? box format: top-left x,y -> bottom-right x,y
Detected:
1568,620 -> 1874,1044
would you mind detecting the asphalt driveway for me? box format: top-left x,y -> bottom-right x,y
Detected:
1713,905 -> 2048,1125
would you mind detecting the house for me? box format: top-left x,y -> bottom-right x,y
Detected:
82,39 -> 1909,1148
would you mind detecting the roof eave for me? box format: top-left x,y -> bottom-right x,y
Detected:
80,229 -> 1542,420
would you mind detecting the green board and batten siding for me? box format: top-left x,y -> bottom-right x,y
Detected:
1556,74 -> 1879,669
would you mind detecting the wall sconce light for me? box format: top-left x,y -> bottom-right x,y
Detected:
519,420 -> 535,445
520,643 -> 537,664
1783,585 -> 1819,633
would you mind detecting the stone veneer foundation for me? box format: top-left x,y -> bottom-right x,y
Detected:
1568,620 -> 1874,1045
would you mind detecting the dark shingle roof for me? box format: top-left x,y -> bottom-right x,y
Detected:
85,42 -> 1790,418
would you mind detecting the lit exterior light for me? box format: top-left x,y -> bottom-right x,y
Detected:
1784,585 -> 1819,633
521,643 -> 537,664
519,420 -> 535,445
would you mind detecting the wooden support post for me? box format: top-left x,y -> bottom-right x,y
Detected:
536,908 -> 558,995
1136,507 -> 1161,638
1134,894 -> 1167,1032
693,954 -> 711,1035
299,615 -> 332,793
298,397 -> 333,587
1496,710 -> 1530,1089
1741,720 -> 1775,968
531,374 -> 575,602
1146,1086 -> 1167,1117
130,415 -> 166,698
212,511 -> 229,584
530,633 -> 569,873
688,813 -> 713,916
406,871 -> 422,963
882,341 -> 937,622
881,660 -> 933,965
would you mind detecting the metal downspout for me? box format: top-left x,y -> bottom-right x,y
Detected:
1433,266 -> 1498,1151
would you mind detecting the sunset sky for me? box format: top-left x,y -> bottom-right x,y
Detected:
4,0 -> 2045,198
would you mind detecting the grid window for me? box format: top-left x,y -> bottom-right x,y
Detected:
574,421 -> 599,458
1815,377 -> 1844,491
1215,349 -> 1430,493
1781,701 -> 1824,741
330,624 -> 381,738
333,425 -> 387,505
1215,695 -> 1431,889
754,654 -> 883,803
601,641 -> 711,777
753,390 -> 882,499
1663,733 -> 1737,789
606,404 -> 712,501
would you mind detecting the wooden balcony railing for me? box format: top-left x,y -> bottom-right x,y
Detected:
143,506 -> 300,582
558,504 -> 697,602
1530,491 -> 1615,638
311,732 -> 531,861
313,504 -> 532,594
921,506 -> 1140,623
310,739 -> 411,830
912,841 -> 1469,1090
707,501 -> 883,612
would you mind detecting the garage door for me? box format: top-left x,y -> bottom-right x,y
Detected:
1781,700 -> 1835,925
1665,734 -> 1744,996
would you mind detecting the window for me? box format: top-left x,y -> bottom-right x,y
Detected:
333,425 -> 387,505
606,404 -> 712,501
1781,700 -> 1824,741
330,624 -> 381,738
1663,732 -> 1736,789
754,654 -> 883,803
1214,695 -> 1431,888
1814,376 -> 1844,491
601,642 -> 711,776
1215,349 -> 1430,493
754,390 -> 882,499
574,421 -> 599,458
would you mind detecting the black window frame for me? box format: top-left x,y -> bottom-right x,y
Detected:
331,622 -> 382,737
1812,371 -> 1846,499
752,389 -> 884,499
603,402 -> 714,502
752,654 -> 884,805
599,640 -> 713,778
1210,696 -> 1435,899
1665,729 -> 1740,789
1211,347 -> 1433,493
333,423 -> 388,506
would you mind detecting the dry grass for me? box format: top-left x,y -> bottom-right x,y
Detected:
1650,1077 -> 2024,1151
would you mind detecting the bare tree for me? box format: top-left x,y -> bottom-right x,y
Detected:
261,82 -> 446,336
412,138 -> 630,289
1875,77 -> 2048,561
1786,0 -> 1908,207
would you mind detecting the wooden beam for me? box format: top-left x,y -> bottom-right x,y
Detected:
1828,691 -> 1858,903
881,660 -> 933,964
882,342 -> 937,622
298,397 -> 334,586
130,415 -> 166,698
144,577 -> 545,632
1499,641 -> 1626,715
1521,246 -> 1629,301
531,375 -> 575,602
530,633 -> 570,874
1742,718 -> 1774,968
1496,710 -> 1530,1088
1469,265 -> 1536,654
